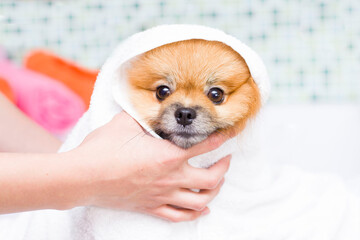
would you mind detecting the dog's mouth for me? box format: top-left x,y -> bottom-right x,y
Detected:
158,130 -> 204,139
157,130 -> 171,139
156,129 -> 211,149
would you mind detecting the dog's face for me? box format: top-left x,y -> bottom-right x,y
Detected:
127,39 -> 261,148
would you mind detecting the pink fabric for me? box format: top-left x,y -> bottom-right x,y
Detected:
0,52 -> 85,134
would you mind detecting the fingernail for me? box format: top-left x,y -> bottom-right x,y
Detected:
201,208 -> 210,216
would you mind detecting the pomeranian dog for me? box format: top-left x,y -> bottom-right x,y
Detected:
127,39 -> 261,148
66,39 -> 265,240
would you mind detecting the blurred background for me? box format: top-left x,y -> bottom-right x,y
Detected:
0,0 -> 359,180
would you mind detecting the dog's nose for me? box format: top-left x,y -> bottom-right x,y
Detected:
175,108 -> 197,126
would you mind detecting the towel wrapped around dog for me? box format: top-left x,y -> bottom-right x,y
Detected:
1,25 -> 359,240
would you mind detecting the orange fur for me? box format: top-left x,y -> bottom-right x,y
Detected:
127,39 -> 261,142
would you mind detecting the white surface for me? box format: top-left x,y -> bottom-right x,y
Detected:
262,104 -> 360,180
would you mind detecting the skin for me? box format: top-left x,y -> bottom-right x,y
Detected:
0,93 -> 232,222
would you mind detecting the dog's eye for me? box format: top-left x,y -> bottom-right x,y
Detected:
207,87 -> 224,104
156,85 -> 171,101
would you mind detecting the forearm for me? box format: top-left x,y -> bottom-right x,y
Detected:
0,93 -> 61,153
0,152 -> 90,214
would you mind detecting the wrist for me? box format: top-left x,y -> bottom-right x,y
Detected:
63,146 -> 131,210
53,150 -> 95,210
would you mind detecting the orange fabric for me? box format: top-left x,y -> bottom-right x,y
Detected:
24,50 -> 98,107
0,77 -> 15,102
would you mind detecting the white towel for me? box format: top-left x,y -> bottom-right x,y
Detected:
1,24 -> 359,240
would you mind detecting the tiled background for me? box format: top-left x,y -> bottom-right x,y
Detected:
0,0 -> 359,103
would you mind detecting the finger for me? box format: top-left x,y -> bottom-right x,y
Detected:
162,179 -> 224,211
180,155 -> 231,189
111,112 -> 160,143
183,132 -> 236,159
146,205 -> 210,222
111,112 -> 143,131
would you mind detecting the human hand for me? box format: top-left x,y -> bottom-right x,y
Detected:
65,112 -> 232,222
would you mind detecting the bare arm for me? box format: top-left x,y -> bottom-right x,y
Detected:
0,93 -> 61,153
0,152 -> 87,213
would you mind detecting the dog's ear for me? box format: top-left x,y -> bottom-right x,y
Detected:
222,75 -> 261,137
250,76 -> 256,84
244,76 -> 261,118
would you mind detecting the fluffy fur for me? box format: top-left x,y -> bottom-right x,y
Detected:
127,39 -> 260,148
